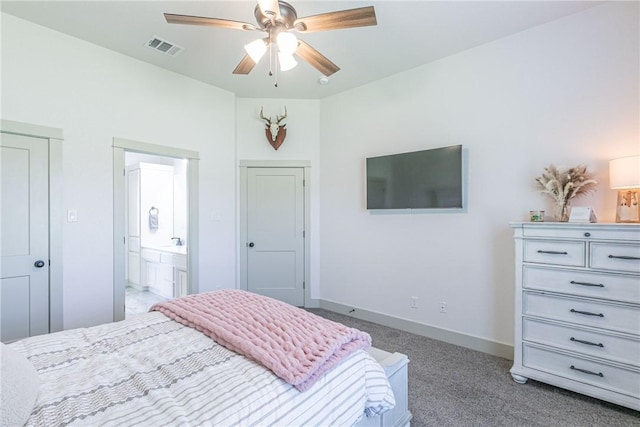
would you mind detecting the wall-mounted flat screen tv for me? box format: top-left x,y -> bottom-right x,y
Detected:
366,144 -> 463,210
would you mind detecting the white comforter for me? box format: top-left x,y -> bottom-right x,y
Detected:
11,312 -> 395,426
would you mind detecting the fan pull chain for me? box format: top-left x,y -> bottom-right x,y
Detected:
268,27 -> 273,77
268,28 -> 278,87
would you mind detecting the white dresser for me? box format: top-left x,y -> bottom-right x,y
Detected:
510,222 -> 640,410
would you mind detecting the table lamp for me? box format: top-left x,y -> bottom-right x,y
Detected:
609,155 -> 640,223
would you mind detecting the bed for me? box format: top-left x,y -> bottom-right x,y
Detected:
1,290 -> 411,427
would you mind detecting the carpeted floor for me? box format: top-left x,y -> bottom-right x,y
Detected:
308,308 -> 640,427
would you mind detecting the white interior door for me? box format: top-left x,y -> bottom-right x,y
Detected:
1,132 -> 49,342
246,167 -> 305,306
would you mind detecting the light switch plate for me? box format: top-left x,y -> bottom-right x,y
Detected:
67,209 -> 78,222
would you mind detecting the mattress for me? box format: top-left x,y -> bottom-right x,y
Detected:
10,311 -> 395,426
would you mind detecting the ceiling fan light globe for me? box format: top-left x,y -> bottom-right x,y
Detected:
278,52 -> 297,71
276,31 -> 298,54
244,38 -> 267,62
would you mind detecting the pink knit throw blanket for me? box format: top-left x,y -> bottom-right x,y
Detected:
150,289 -> 371,391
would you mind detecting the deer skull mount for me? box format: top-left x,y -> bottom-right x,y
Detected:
260,107 -> 287,150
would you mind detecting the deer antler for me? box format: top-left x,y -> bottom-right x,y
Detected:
259,107 -> 271,125
276,106 -> 287,124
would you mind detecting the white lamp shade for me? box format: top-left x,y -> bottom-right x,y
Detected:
609,155 -> 640,189
276,32 -> 298,55
278,52 -> 297,71
244,38 -> 267,63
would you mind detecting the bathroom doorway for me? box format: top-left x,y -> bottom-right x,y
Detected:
113,138 -> 199,322
124,153 -> 188,318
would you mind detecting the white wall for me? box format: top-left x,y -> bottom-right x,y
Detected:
1,14 -> 237,329
235,99 -> 321,298
318,2 -> 639,347
2,2 -> 637,350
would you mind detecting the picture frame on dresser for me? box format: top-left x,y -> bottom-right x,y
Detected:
510,222 -> 640,411
568,206 -> 597,223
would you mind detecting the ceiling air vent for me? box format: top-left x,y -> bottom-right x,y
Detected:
145,36 -> 184,56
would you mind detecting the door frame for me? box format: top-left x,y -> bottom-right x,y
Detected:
113,138 -> 199,322
239,160 -> 311,306
1,119 -> 64,333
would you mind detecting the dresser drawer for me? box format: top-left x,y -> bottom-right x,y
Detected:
590,243 -> 640,273
523,344 -> 640,398
522,226 -> 640,241
523,266 -> 640,304
523,292 -> 639,335
523,240 -> 585,267
523,318 -> 640,367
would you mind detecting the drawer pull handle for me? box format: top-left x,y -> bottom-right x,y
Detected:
570,337 -> 604,347
608,255 -> 640,260
570,280 -> 604,288
570,365 -> 604,377
537,250 -> 568,255
570,309 -> 604,317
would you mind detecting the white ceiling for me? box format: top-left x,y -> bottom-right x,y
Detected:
1,0 -> 604,99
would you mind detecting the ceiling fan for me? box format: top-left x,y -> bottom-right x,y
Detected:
164,1 -> 377,78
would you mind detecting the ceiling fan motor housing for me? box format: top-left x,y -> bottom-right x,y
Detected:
253,1 -> 298,30
254,1 -> 297,31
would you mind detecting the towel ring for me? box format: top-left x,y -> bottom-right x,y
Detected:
149,207 -> 159,215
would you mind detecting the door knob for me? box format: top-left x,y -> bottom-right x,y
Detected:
34,260 -> 46,268
248,242 -> 255,248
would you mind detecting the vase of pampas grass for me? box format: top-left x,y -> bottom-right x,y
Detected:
535,165 -> 598,221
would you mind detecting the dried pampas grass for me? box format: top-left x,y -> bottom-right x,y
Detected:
535,164 -> 598,211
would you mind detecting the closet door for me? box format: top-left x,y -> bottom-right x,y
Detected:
1,133 -> 49,342
245,167 -> 305,307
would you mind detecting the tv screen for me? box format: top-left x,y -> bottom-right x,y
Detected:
366,145 -> 463,210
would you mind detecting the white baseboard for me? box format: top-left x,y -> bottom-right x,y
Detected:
305,298 -> 320,308
319,299 -> 514,360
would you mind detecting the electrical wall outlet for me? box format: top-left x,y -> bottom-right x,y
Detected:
410,296 -> 418,309
439,301 -> 447,313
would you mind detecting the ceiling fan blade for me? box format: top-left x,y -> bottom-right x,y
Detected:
296,40 -> 340,76
233,54 -> 258,75
294,6 -> 376,33
164,13 -> 256,31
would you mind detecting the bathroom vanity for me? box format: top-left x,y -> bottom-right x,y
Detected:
140,246 -> 188,299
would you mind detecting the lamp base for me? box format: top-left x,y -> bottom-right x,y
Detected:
615,189 -> 640,223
